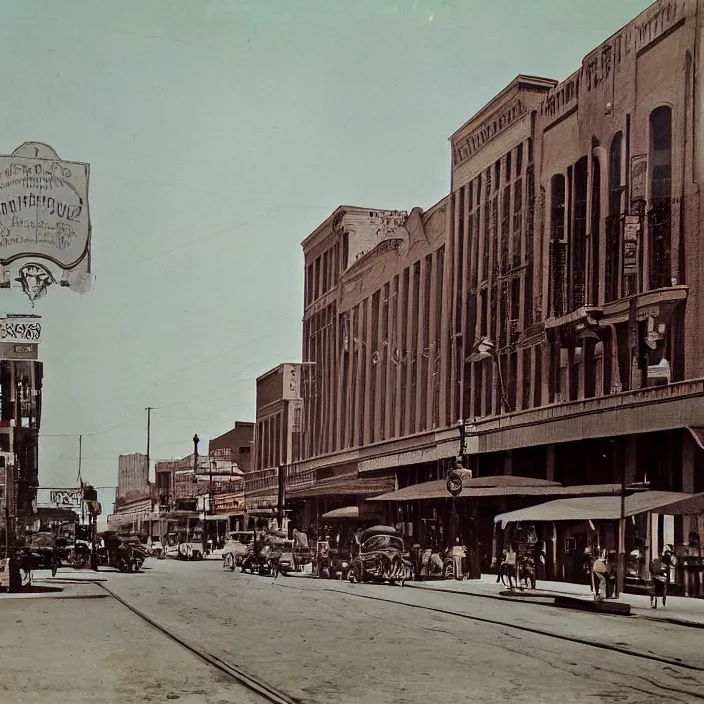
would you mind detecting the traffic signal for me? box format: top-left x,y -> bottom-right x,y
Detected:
83,485 -> 98,502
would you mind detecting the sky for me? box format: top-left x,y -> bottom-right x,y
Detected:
0,0 -> 653,512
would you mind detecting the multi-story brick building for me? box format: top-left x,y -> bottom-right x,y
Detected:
459,0 -> 704,557
248,363 -> 302,515
285,0 -> 704,562
287,204 -> 455,524
209,422 -> 254,474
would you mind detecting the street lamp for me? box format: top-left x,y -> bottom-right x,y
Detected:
466,336 -> 511,413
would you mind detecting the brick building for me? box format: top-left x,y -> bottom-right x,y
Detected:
287,204 -> 454,524
248,363 -> 302,514
209,422 -> 254,474
284,0 -> 704,561
459,0 -> 704,559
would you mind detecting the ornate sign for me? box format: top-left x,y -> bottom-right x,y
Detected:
49,489 -> 83,508
630,155 -> 647,204
623,215 -> 640,277
0,142 -> 91,269
15,262 -> 56,306
0,318 -> 41,342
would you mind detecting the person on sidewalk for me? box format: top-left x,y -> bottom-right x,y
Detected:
649,546 -> 674,609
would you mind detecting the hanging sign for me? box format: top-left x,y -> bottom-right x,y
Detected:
630,154 -> 647,204
48,489 -> 83,508
0,142 -> 91,269
623,216 -> 640,277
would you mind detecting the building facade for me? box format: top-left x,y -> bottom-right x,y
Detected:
287,204 -> 454,523
209,422 -> 254,474
458,0 -> 704,555
0,316 -> 43,542
248,363 -> 302,513
116,453 -> 149,498
281,0 -> 704,557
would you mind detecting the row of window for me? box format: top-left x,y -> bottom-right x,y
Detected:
449,138 -> 535,423
549,106 -> 673,317
299,246 -> 446,457
304,233 -> 350,308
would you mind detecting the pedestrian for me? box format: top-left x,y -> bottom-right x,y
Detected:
649,547 -> 673,609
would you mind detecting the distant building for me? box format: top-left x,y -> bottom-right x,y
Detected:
248,364 -> 302,514
116,453 -> 149,498
209,422 -> 254,474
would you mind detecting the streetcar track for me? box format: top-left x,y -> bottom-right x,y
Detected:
270,579 -> 704,678
97,582 -> 300,704
267,577 -> 704,702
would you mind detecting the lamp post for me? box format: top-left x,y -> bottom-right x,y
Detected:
466,337 -> 511,413
192,434 -> 199,550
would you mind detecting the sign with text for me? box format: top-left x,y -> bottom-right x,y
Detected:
630,155 -> 647,204
0,143 -> 91,269
0,318 -> 41,342
623,216 -> 640,277
48,489 -> 83,508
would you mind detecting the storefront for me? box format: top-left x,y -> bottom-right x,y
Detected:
495,490 -> 704,595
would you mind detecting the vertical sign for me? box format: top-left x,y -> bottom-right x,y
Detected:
630,154 -> 647,205
623,216 -> 640,277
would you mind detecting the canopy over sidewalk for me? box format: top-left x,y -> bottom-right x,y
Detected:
494,490 -> 704,527
369,476 -> 622,502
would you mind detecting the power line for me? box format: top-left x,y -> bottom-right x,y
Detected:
39,414 -> 144,438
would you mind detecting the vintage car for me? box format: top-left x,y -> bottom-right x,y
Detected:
240,531 -> 287,577
348,525 -> 413,586
222,531 -> 255,570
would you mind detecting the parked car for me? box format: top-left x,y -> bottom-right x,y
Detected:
222,531 -> 254,571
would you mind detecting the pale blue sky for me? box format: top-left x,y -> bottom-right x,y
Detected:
0,0 -> 652,508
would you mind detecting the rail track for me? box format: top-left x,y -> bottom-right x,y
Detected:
98,582 -> 300,704
97,570 -> 704,704
269,578 -> 704,703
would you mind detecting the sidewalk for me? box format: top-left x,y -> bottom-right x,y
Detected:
406,573 -> 704,627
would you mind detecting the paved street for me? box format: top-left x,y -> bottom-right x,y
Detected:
9,558 -> 703,704
0,578 -> 264,704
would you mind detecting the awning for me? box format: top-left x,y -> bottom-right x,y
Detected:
367,476 -> 611,502
494,490 -> 704,527
322,506 -> 359,520
204,512 -> 244,521
288,473 -> 395,499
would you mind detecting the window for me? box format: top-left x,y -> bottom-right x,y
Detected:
513,178 -> 523,268
516,143 -> 523,175
342,231 -> 349,270
605,133 -> 623,302
239,446 -> 251,455
549,174 -> 567,317
649,106 -> 673,289
572,157 -> 589,310
590,156 -> 601,304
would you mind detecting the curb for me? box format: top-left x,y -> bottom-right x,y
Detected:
404,582 -> 704,629
0,592 -> 108,601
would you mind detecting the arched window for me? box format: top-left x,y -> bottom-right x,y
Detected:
649,106 -> 672,289
605,133 -> 623,302
572,157 -> 589,310
590,156 -> 601,304
549,174 -> 566,316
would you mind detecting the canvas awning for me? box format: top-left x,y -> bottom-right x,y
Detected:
322,506 -> 359,520
368,476 -> 622,502
494,490 -> 704,527
204,511 -> 244,521
288,473 -> 395,499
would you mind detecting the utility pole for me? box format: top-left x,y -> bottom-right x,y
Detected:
78,435 -> 84,525
146,407 -> 153,474
146,407 -> 155,541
